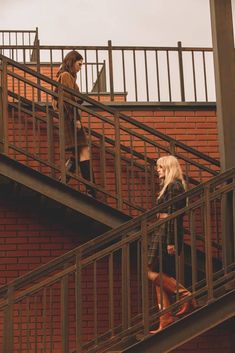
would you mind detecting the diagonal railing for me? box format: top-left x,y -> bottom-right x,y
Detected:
0,166 -> 234,353
0,54 -> 220,216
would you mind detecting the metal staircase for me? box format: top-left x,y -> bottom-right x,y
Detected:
0,54 -> 219,218
0,166 -> 235,353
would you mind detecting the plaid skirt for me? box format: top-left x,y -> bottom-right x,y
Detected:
148,224 -> 176,277
64,104 -> 88,151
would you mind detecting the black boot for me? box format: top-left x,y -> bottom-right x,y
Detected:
79,160 -> 96,198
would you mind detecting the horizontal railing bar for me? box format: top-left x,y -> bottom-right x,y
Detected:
0,30 -> 37,33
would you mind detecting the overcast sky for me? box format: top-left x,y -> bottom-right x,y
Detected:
2,0 -> 234,47
1,0 -> 235,47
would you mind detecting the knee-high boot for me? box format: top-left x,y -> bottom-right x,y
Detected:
79,160 -> 96,198
149,287 -> 174,334
155,273 -> 197,317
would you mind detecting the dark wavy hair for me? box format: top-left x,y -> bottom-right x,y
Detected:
57,50 -> 83,77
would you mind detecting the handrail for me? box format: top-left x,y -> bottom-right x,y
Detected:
0,166 -> 234,352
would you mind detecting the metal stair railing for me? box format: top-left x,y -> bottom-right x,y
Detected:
0,40 -> 216,103
0,54 -> 220,216
0,166 -> 234,353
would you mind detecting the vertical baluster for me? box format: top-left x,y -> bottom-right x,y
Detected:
141,219 -> 149,335
26,297 -> 30,353
190,210 -> 197,292
203,51 -> 208,102
108,40 -> 114,101
95,49 -> 100,101
166,50 -> 172,102
100,121 -> 107,196
155,50 -> 161,102
130,135 -> 134,206
3,286 -> 14,353
61,273 -> 69,353
49,287 -> 53,353
0,59 -> 9,154
42,287 -> 47,353
178,41 -> 185,102
109,253 -> 114,336
84,49 -> 88,94
34,295 -> 38,353
114,112 -> 123,209
46,93 -> 54,177
19,301 -> 23,353
133,49 -> 138,101
192,51 -> 197,102
75,252 -> 82,353
93,261 -> 98,345
204,186 -> 213,301
122,49 -> 127,101
144,50 -> 149,102
122,243 -> 130,330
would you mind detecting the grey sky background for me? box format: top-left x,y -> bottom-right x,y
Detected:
2,0 -> 234,47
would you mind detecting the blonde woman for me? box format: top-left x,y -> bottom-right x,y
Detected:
148,155 -> 196,333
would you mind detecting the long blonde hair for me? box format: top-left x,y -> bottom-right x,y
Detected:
157,155 -> 186,199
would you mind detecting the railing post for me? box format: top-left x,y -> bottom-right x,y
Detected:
61,272 -> 69,353
75,252 -> 82,353
141,219 -> 149,335
204,186 -> 214,301
178,41 -> 185,102
0,58 -> 8,154
114,112 -> 123,210
35,30 -> 41,101
3,286 -> 14,353
108,40 -> 114,101
121,243 -> 130,331
58,87 -> 66,182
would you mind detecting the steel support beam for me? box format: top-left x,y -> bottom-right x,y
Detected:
210,0 -> 235,170
210,0 -> 235,266
0,154 -> 130,229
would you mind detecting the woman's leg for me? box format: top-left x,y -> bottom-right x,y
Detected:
79,146 -> 96,197
148,270 -> 174,333
154,272 -> 196,317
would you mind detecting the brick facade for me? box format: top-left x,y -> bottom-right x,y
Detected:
1,105 -> 230,352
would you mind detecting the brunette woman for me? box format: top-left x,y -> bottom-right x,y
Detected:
53,50 -> 96,197
148,155 -> 196,333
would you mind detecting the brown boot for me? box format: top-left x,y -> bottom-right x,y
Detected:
149,287 -> 174,334
155,274 -> 197,317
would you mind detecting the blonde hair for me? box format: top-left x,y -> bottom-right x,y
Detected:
157,155 -> 186,199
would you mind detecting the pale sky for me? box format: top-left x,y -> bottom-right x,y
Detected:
2,0 -> 233,47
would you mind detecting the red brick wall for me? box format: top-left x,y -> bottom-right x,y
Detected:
118,108 -> 219,161
0,194 -> 80,286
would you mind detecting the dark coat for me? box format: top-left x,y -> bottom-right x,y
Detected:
54,71 -> 88,151
148,179 -> 186,276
